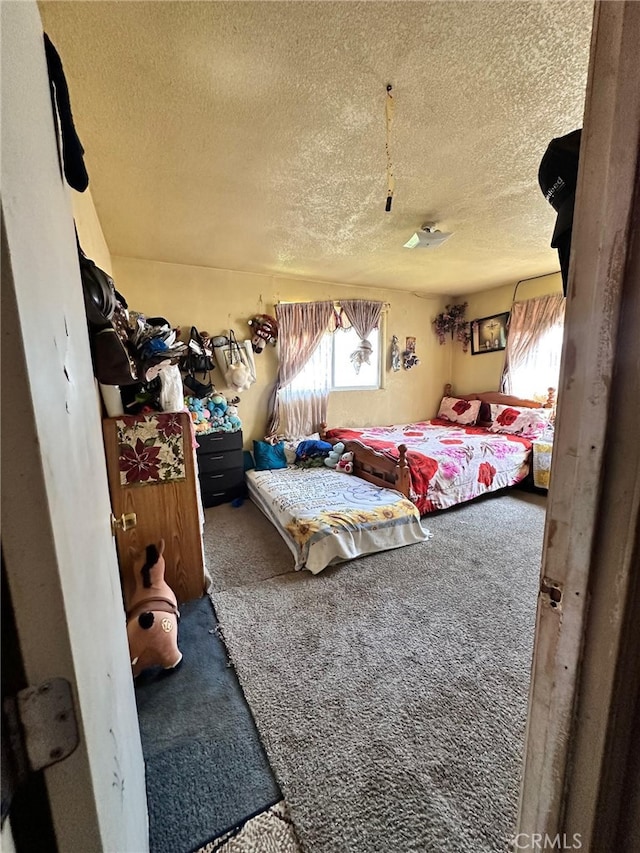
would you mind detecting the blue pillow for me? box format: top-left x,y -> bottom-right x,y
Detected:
253,440 -> 288,471
295,439 -> 333,460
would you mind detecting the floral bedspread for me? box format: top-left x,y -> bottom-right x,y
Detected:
325,419 -> 532,514
246,467 -> 430,574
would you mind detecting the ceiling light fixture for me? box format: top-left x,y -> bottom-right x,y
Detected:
403,222 -> 453,249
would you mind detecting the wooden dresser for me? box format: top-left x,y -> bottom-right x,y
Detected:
196,430 -> 245,507
103,412 -> 206,604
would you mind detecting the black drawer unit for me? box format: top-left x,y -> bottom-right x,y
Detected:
196,430 -> 245,507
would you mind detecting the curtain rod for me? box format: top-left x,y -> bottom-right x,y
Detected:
276,300 -> 390,309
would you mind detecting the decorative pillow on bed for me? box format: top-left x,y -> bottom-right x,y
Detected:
437,396 -> 482,426
282,432 -> 321,465
488,405 -> 553,439
253,440 -> 288,471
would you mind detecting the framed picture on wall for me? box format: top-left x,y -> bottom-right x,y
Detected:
471,312 -> 509,355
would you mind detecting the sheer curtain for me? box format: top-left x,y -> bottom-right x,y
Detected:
266,301 -> 334,436
339,299 -> 384,374
501,293 -> 565,399
339,299 -> 383,340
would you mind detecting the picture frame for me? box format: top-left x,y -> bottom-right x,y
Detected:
471,312 -> 509,355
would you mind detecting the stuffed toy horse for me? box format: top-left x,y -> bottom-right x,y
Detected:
126,539 -> 182,678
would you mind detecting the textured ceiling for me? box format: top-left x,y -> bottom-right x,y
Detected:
39,1 -> 593,295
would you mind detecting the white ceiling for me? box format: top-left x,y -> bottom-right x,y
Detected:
39,1 -> 593,295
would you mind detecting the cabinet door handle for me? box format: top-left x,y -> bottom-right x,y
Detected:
209,455 -> 225,460
211,491 -> 225,497
206,474 -> 224,479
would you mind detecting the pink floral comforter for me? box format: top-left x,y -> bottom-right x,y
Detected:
325,419 -> 532,514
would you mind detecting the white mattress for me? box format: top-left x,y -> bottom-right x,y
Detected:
246,466 -> 431,574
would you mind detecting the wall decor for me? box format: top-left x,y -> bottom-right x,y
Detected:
402,336 -> 420,369
432,302 -> 471,351
390,335 -> 401,371
471,312 -> 509,355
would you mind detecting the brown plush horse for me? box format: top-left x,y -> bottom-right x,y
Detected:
126,539 -> 182,678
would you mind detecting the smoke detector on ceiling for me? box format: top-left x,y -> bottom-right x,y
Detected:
403,222 -> 453,249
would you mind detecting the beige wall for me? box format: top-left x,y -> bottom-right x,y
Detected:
71,187 -> 113,274
451,272 -> 563,395
111,256 -> 451,444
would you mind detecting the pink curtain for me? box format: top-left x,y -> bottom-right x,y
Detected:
501,293 -> 566,395
266,301 -> 335,435
339,299 -> 383,340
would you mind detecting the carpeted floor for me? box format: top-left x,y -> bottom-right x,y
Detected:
135,596 -> 281,853
206,491 -> 546,853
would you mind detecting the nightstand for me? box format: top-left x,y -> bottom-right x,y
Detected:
196,430 -> 245,507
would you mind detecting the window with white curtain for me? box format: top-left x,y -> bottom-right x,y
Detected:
502,293 -> 566,401
509,322 -> 564,400
288,326 -> 382,394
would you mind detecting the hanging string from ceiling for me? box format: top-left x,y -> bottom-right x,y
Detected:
385,84 -> 395,212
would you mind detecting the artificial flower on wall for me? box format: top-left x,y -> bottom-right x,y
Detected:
432,302 -> 471,352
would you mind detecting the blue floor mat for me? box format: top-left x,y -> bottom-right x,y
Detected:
135,596 -> 281,853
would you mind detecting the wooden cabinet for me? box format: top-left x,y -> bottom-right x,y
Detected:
196,430 -> 245,506
102,412 -> 206,604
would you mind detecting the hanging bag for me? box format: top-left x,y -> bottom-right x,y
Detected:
181,326 -> 214,376
222,330 -> 254,393
181,326 -> 214,398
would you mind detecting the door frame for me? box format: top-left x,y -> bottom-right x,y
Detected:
518,1 -> 640,847
1,3 -> 148,850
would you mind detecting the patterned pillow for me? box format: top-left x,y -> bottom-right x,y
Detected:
488,404 -> 553,439
437,396 -> 482,425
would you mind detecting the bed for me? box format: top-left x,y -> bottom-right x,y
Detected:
246,466 -> 430,574
321,385 -> 555,515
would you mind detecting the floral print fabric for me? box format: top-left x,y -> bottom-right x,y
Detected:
117,413 -> 186,486
488,404 -> 553,440
436,395 -> 482,425
325,420 -> 533,514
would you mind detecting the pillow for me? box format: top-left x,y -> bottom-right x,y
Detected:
253,440 -> 288,471
282,432 -> 321,465
295,439 -> 333,461
488,404 -> 553,439
437,396 -> 482,425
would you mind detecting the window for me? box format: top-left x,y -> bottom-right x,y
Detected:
510,322 -> 564,401
332,326 -> 381,390
288,326 -> 382,395
502,294 -> 566,401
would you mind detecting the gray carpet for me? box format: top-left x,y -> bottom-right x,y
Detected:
205,491 -> 546,853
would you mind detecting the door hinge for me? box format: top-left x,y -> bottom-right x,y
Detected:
3,678 -> 79,780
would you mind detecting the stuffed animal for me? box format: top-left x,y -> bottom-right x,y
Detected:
224,361 -> 253,393
126,540 -> 182,678
248,314 -> 278,353
324,442 -> 345,468
207,393 -> 227,418
226,404 -> 242,431
337,451 -> 354,474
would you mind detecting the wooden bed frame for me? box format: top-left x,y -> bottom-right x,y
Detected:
320,385 -> 556,500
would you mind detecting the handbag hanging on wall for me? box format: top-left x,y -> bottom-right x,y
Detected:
220,330 -> 256,393
181,326 -> 214,398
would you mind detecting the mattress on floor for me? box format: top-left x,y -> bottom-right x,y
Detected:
246,466 -> 431,574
